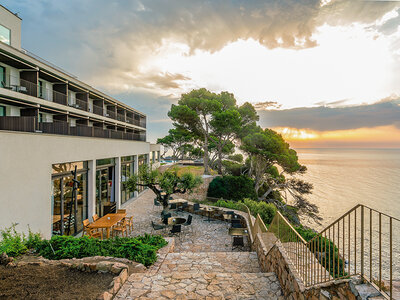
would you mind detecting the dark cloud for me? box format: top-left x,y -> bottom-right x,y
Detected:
258,98 -> 400,131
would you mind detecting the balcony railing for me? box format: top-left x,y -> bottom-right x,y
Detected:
0,116 -> 36,132
92,103 -> 103,116
0,74 -> 141,126
68,98 -> 88,112
105,109 -> 116,119
117,113 -> 125,122
0,116 -> 146,142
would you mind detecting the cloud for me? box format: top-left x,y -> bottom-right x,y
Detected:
4,0 -> 399,96
253,101 -> 282,110
258,97 -> 400,131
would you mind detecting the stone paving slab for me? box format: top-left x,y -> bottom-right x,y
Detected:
115,271 -> 283,300
158,252 -> 261,274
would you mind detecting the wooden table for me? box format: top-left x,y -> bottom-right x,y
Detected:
167,217 -> 186,226
88,213 -> 126,238
169,198 -> 188,205
52,214 -> 69,224
201,207 -> 216,222
229,228 -> 249,236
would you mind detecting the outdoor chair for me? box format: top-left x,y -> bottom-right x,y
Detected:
151,221 -> 166,234
92,214 -> 99,222
170,203 -> 177,210
169,196 -> 173,200
112,218 -> 128,237
117,209 -> 126,214
177,202 -> 188,213
126,216 -> 134,233
153,198 -> 162,210
82,219 -> 90,236
193,203 -> 200,213
232,236 -> 244,250
183,215 -> 193,232
88,228 -> 103,239
226,211 -> 234,215
231,219 -> 242,228
162,213 -> 172,224
169,225 -> 182,239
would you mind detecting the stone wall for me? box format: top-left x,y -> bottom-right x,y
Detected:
253,233 -> 362,300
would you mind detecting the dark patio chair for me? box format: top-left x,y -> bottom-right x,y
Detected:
226,211 -> 234,215
162,213 -> 172,224
169,225 -> 182,239
151,221 -> 166,234
170,203 -> 177,210
232,236 -> 244,250
153,198 -> 162,210
193,203 -> 200,213
177,202 -> 188,213
231,219 -> 242,228
183,215 -> 193,232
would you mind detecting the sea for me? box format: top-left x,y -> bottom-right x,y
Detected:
296,148 -> 400,227
296,148 -> 400,281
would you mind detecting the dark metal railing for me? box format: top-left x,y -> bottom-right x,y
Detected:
92,104 -> 103,116
268,205 -> 399,299
105,109 -> 116,119
0,116 -> 146,142
117,113 -> 125,122
0,116 -> 36,132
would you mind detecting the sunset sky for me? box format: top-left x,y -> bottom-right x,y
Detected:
4,0 -> 400,147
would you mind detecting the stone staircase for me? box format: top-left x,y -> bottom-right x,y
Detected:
115,251 -> 283,299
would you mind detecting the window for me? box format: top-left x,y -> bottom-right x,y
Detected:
0,66 -> 5,87
51,161 -> 88,236
0,24 -> 10,45
0,105 -> 5,116
38,80 -> 43,98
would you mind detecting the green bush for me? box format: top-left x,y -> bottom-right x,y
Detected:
207,175 -> 257,201
214,199 -> 247,211
35,234 -> 167,267
214,198 -> 276,225
243,198 -> 276,225
0,224 -> 28,257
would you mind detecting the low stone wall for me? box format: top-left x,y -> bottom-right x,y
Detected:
253,233 -> 362,300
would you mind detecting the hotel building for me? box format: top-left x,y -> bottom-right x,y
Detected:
0,5 -> 160,238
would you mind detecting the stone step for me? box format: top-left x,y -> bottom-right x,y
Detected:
116,271 -> 283,300
158,252 -> 261,274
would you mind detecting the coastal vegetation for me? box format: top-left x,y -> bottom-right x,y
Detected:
0,225 -> 167,267
159,88 -> 319,225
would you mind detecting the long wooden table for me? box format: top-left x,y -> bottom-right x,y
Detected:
169,198 -> 188,205
88,213 -> 126,238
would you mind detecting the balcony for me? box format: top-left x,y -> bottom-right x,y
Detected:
0,116 -> 146,141
0,74 -> 143,126
68,98 -> 88,112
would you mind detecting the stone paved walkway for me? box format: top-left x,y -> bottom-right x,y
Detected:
116,190 -> 283,299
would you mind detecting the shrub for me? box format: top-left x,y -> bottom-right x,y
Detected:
0,224 -> 28,257
35,234 -> 167,266
243,198 -> 277,225
214,199 -> 247,211
207,175 -> 257,201
214,198 -> 276,225
221,160 -> 243,176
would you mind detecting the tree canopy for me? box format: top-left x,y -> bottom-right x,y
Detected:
126,164 -> 202,209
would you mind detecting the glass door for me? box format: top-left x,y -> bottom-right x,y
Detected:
96,166 -> 114,217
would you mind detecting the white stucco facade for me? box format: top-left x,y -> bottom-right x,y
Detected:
0,130 -> 151,238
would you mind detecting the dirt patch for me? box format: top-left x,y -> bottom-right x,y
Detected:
0,264 -> 114,300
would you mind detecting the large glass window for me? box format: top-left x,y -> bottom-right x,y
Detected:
0,24 -> 10,45
121,155 -> 135,205
0,105 -> 5,117
51,161 -> 88,236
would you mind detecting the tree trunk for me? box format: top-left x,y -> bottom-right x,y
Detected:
217,144 -> 223,175
203,134 -> 210,175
